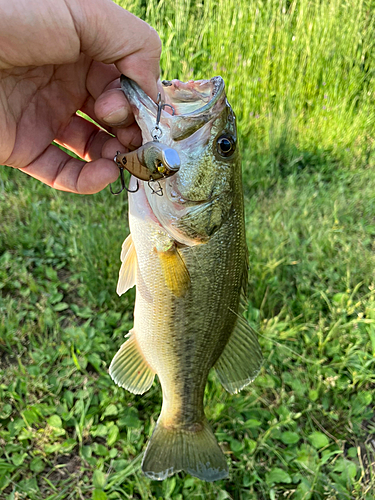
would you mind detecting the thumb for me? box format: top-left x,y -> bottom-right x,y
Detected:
67,0 -> 161,100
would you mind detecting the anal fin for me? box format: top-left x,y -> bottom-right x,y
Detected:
109,331 -> 155,395
117,234 -> 137,296
214,314 -> 263,394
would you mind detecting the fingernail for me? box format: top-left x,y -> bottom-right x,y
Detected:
102,108 -> 128,124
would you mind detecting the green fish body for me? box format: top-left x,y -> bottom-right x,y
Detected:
110,76 -> 263,481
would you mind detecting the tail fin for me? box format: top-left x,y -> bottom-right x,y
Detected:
142,418 -> 228,481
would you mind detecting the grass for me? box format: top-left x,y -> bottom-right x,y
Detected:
1,0 -> 375,498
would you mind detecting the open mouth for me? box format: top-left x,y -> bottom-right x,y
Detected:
161,77 -> 225,116
121,75 -> 225,117
120,75 -> 226,142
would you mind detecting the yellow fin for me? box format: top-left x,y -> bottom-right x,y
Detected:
158,247 -> 190,297
109,331 -> 155,395
116,234 -> 137,296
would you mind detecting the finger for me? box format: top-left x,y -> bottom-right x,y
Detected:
55,113 -> 141,161
115,47 -> 161,102
86,61 -> 121,99
116,124 -> 142,151
79,95 -> 113,134
70,0 -> 161,100
86,67 -> 136,127
102,137 -> 128,160
94,88 -> 135,127
19,144 -> 119,194
55,114 -> 113,161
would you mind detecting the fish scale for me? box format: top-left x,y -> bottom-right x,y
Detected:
109,76 -> 263,481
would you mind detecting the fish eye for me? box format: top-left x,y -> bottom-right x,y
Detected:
216,135 -> 236,157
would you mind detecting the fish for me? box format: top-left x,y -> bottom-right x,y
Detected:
109,75 -> 263,482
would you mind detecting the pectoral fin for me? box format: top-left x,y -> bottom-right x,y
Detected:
109,331 -> 155,395
158,247 -> 191,298
117,234 -> 137,296
214,314 -> 263,394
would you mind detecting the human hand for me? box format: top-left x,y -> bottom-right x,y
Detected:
0,0 -> 162,194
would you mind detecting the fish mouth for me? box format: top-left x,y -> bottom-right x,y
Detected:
160,77 -> 225,116
120,75 -> 226,142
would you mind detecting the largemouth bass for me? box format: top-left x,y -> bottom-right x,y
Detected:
109,76 -> 263,481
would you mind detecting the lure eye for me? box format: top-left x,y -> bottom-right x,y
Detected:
216,135 -> 236,157
153,148 -> 180,177
156,160 -> 166,174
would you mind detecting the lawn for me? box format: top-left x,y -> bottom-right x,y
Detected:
1,0 -> 375,499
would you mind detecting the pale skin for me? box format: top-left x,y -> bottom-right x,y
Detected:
0,0 -> 162,194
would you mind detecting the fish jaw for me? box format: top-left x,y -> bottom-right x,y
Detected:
120,76 -> 159,143
120,75 -> 230,176
120,75 -> 226,144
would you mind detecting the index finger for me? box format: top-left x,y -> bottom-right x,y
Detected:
69,0 -> 162,100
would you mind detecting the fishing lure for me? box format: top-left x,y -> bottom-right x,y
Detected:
110,86 -> 180,196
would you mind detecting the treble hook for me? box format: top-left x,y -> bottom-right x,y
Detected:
156,93 -> 175,124
110,164 -> 139,195
152,93 -> 175,141
148,176 -> 163,196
